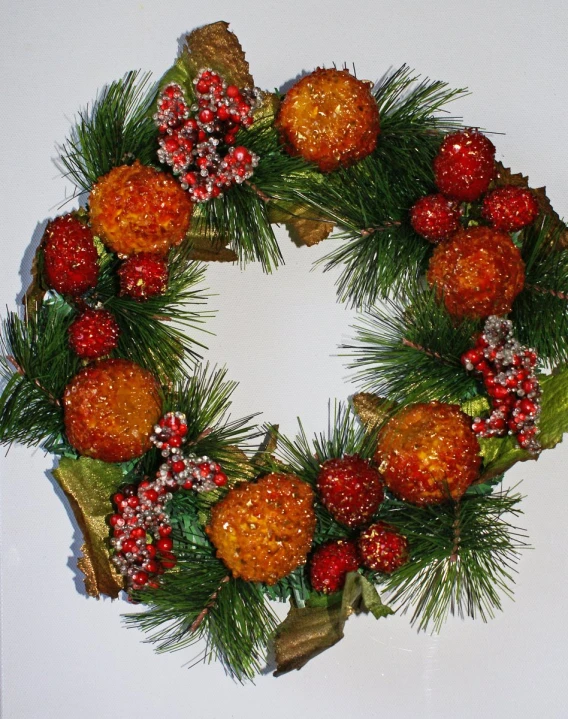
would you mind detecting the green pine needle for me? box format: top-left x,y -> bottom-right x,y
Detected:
376,489 -> 527,632
512,217 -> 568,366
0,299 -> 78,450
345,285 -> 480,404
59,70 -> 157,192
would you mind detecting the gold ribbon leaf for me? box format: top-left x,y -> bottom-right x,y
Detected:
274,573 -> 393,675
53,456 -> 124,599
352,392 -> 397,432
181,21 -> 254,90
184,224 -> 239,263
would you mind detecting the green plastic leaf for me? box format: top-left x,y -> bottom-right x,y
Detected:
273,573 -> 392,675
53,456 -> 124,598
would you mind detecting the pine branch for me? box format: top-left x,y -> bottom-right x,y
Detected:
59,70 -> 157,192
127,538 -> 277,681
345,285 -> 480,404
95,242 -> 211,384
511,218 -> 568,366
282,66 -> 466,307
0,299 -> 78,450
376,489 -> 527,632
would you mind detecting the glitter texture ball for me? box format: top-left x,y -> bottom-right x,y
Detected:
375,402 -> 481,505
276,68 -> 380,172
89,162 -> 193,256
427,226 -> 525,319
317,455 -> 384,528
410,193 -> 461,243
482,186 -> 540,232
63,358 -> 162,463
42,214 -> 99,296
433,129 -> 496,202
358,522 -> 409,573
68,308 -> 120,358
310,539 -> 360,594
205,473 -> 316,585
118,253 -> 169,301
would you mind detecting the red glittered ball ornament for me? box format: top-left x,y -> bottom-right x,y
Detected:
482,186 -> 539,232
410,193 -> 460,243
42,214 -> 99,296
317,455 -> 384,528
118,253 -> 169,301
374,402 -> 481,506
433,129 -> 496,202
358,522 -> 409,573
310,539 -> 361,594
68,308 -> 120,358
427,225 -> 525,320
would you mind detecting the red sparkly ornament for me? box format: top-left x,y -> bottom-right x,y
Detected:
317,455 -> 384,528
410,193 -> 460,243
358,522 -> 409,573
310,539 -> 361,594
118,253 -> 169,301
42,214 -> 99,296
433,129 -> 496,202
482,186 -> 539,232
68,308 -> 120,358
427,226 -> 525,320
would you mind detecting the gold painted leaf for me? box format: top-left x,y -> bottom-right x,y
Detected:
53,456 -> 124,599
352,392 -> 397,431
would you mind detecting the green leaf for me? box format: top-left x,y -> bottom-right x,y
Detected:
273,573 -> 392,675
53,456 -> 124,598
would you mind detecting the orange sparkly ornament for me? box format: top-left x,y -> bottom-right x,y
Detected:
375,402 -> 481,506
63,358 -> 162,463
427,226 -> 525,320
276,68 -> 380,172
89,162 -> 192,256
206,473 -> 316,585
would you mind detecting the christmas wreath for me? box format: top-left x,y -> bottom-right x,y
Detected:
2,21 -> 568,681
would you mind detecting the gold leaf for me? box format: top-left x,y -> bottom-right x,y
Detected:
182,21 -> 254,89
53,456 -> 124,599
352,392 -> 397,431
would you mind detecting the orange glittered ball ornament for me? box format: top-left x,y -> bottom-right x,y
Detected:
427,226 -> 525,320
89,161 -> 193,256
276,68 -> 380,172
206,473 -> 316,585
374,402 -> 481,506
63,358 -> 162,463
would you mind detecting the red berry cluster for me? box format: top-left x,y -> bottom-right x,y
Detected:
150,411 -> 228,492
154,70 -> 260,203
461,316 -> 541,453
68,307 -> 120,358
110,411 -> 228,591
118,253 -> 169,301
309,522 -> 409,594
410,129 -> 538,244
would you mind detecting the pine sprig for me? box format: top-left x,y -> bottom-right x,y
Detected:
0,298 -> 78,450
345,286 -> 480,405
94,242 -> 210,383
285,67 -> 466,307
512,218 -> 568,366
376,489 -> 527,632
59,70 -> 157,193
127,538 -> 277,682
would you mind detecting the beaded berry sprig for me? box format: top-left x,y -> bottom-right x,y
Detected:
461,316 -> 541,453
110,412 -> 228,591
154,70 -> 260,202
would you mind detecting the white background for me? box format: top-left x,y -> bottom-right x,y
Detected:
1,1 -> 567,717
